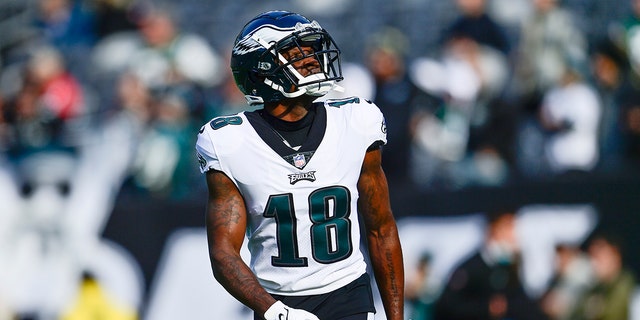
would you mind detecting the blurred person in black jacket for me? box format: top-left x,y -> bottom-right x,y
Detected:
444,0 -> 511,56
434,209 -> 548,320
365,27 -> 443,192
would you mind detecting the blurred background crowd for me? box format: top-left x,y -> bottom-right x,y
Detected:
0,0 -> 640,319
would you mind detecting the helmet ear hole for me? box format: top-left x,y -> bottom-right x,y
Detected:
248,70 -> 268,93
248,70 -> 262,84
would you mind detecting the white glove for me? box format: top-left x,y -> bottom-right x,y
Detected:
264,300 -> 320,320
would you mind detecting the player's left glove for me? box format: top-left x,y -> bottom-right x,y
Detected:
264,301 -> 319,320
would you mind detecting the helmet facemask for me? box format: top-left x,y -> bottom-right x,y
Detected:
267,23 -> 343,98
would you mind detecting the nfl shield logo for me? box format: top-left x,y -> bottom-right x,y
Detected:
293,154 -> 306,168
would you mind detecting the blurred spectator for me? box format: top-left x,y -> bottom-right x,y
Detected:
113,71 -> 152,123
91,0 -> 137,40
514,56 -> 601,179
90,3 -> 223,91
2,46 -> 87,159
442,0 -> 516,185
511,0 -> 588,110
85,2 -> 220,194
406,253 -> 440,320
537,66 -> 601,176
25,46 -> 85,121
29,0 -> 97,80
33,0 -> 96,48
433,209 -> 548,320
570,231 -> 637,320
444,0 -> 512,55
540,244 -> 594,320
364,26 -> 443,191
411,29 -> 511,189
589,37 -> 640,173
129,87 -> 198,199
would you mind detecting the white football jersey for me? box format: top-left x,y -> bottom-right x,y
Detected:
195,96 -> 387,296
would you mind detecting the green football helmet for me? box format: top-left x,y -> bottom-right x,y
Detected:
230,11 -> 343,106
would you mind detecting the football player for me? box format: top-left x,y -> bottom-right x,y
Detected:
196,11 -> 404,320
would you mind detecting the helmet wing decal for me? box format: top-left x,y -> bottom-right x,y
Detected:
232,38 -> 263,55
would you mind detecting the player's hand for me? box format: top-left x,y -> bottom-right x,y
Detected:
264,301 -> 320,320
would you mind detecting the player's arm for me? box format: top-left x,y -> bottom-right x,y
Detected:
205,169 -> 277,316
357,147 -> 405,320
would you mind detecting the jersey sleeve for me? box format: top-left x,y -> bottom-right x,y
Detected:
195,125 -> 221,174
353,98 -> 387,147
325,96 -> 387,148
367,101 -> 387,147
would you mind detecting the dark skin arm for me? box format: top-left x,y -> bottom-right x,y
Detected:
205,169 -> 276,317
358,148 -> 405,320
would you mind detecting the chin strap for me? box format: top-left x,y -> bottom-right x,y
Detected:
263,75 -> 343,99
245,79 -> 343,106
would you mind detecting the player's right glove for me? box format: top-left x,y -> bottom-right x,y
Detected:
264,301 -> 320,320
